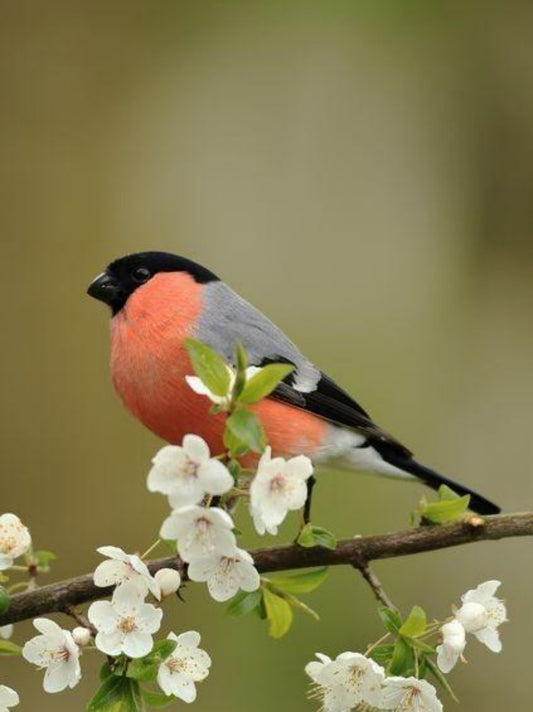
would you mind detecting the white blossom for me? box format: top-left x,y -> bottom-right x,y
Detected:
72,627 -> 92,648
93,546 -> 161,600
378,676 -> 442,712
187,548 -> 260,602
0,685 -> 18,711
0,626 -> 13,640
154,568 -> 182,598
88,582 -> 162,658
454,580 -> 507,653
306,652 -> 385,712
147,436 -> 233,508
157,631 -> 211,702
436,619 -> 466,673
250,447 -> 313,535
160,506 -> 237,563
0,514 -> 31,571
22,619 -> 81,693
185,366 -> 261,407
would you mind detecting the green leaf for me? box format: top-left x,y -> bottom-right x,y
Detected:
144,639 -> 177,664
0,639 -> 21,656
140,690 -> 174,708
87,676 -> 128,711
224,408 -> 266,455
421,495 -> 470,524
235,341 -> 248,373
227,589 -> 263,617
123,680 -> 144,712
255,595 -> 267,620
438,484 -> 463,501
399,605 -> 427,638
377,605 -> 402,634
184,338 -> 231,397
411,638 -> 436,655
426,657 -> 459,702
0,587 -> 10,614
239,364 -> 295,405
388,638 -> 414,676
262,587 -> 294,638
367,644 -> 395,666
128,640 -> 177,681
127,662 -> 157,683
227,459 -> 242,481
100,663 -> 114,681
87,677 -> 145,712
34,550 -> 56,571
297,524 -> 337,550
232,341 -> 249,400
267,567 -> 328,595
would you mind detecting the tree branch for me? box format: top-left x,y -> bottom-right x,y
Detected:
1,512 -> 531,626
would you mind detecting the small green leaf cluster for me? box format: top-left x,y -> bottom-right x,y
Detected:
372,605 -> 456,702
297,524 -> 337,550
185,338 -> 293,458
227,568 -> 329,638
418,485 -> 471,525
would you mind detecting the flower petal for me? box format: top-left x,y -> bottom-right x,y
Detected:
123,631 -> 154,659
88,601 -> 118,633
176,631 -> 201,648
474,627 -> 502,652
197,460 -> 234,496
183,434 -> 211,462
93,560 -> 128,587
0,685 -> 19,707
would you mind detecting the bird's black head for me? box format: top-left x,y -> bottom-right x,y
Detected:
87,251 -> 219,315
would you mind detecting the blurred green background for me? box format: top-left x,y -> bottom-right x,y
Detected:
2,1 -> 533,709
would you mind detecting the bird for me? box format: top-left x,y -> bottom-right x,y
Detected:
87,251 -> 499,515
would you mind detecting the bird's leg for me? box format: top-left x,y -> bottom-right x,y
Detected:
303,475 -> 317,524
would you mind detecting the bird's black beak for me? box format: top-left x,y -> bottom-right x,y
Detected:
87,272 -> 122,307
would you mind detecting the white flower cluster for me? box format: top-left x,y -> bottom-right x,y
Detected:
20,541 -> 208,701
436,580 -> 507,673
307,580 -> 507,712
306,651 -> 442,712
87,544 -> 210,701
149,435 -> 261,602
0,514 -> 31,571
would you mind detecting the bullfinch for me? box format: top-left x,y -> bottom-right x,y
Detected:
87,251 -> 499,515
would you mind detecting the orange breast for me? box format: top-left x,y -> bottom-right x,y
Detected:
110,272 -> 327,459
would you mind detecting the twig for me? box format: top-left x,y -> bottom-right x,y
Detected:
355,561 -> 396,609
1,511 -> 532,626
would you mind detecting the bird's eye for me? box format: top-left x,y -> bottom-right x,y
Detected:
131,267 -> 151,283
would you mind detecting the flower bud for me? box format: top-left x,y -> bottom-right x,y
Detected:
441,619 -> 466,651
455,602 -> 488,633
72,626 -> 92,647
0,624 -> 13,640
154,568 -> 181,597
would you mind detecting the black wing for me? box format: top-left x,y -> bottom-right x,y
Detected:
268,365 -> 413,458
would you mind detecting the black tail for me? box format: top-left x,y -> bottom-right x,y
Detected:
372,441 -> 500,515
